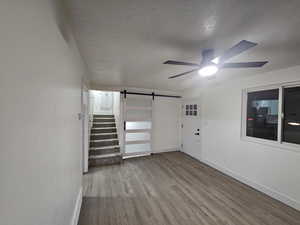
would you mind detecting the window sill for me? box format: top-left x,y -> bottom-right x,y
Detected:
241,136 -> 300,153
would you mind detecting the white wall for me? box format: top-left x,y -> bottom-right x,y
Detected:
90,90 -> 114,115
0,1 -> 87,224
89,91 -> 96,116
152,97 -> 182,153
183,66 -> 300,210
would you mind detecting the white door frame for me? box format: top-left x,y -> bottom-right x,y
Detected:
82,85 -> 89,173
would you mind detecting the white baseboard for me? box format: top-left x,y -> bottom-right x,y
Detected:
202,159 -> 300,211
71,187 -> 83,225
184,152 -> 300,211
153,148 -> 180,153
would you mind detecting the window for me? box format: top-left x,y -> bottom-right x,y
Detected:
185,104 -> 198,116
283,87 -> 300,144
243,83 -> 300,148
246,89 -> 279,141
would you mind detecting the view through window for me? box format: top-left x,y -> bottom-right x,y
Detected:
283,87 -> 300,144
246,89 -> 279,141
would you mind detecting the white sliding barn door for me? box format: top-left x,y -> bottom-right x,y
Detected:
123,94 -> 153,156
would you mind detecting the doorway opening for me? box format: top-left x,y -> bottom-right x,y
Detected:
85,90 -> 122,170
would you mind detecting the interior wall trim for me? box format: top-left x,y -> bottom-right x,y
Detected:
152,148 -> 180,154
70,187 -> 83,225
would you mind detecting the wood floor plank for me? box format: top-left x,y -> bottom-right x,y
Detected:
79,152 -> 300,225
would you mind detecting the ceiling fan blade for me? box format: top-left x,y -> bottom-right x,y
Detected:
168,69 -> 199,79
164,60 -> 200,67
201,49 -> 215,65
218,40 -> 257,62
221,61 -> 268,68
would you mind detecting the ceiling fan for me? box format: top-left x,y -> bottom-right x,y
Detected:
164,40 -> 268,79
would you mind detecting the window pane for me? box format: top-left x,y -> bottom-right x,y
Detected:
126,132 -> 150,142
246,89 -> 279,141
126,96 -> 152,107
125,109 -> 151,121
283,87 -> 300,144
125,143 -> 151,153
126,121 -> 151,130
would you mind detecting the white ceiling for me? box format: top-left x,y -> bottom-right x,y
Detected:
66,0 -> 300,91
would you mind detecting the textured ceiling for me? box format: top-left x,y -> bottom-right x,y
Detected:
66,0 -> 300,91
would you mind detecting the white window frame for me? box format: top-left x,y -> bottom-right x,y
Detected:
241,81 -> 300,152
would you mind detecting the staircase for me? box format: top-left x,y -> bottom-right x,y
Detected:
89,115 -> 122,167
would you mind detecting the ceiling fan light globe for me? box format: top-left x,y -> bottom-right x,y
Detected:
198,65 -> 219,77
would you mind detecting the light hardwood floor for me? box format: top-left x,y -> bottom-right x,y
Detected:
79,152 -> 300,225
